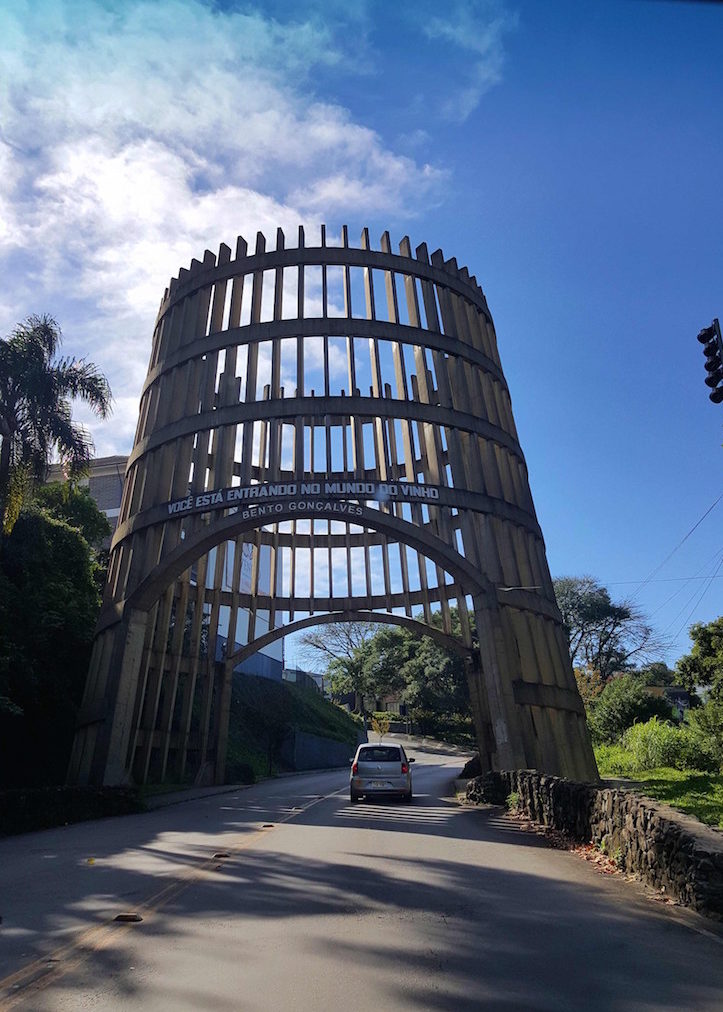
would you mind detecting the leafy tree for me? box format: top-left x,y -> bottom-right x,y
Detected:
0,506 -> 102,785
574,665 -> 604,710
34,481 -> 111,548
587,675 -> 673,745
34,481 -> 112,595
300,610 -> 473,727
0,315 -> 111,536
300,621 -> 377,721
399,631 -> 470,715
352,610 -> 473,717
554,575 -> 661,680
361,625 -> 414,700
325,652 -> 370,718
400,607 -> 473,716
358,610 -> 472,715
676,617 -> 723,700
637,661 -> 677,686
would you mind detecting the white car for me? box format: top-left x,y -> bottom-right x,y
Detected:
349,743 -> 415,803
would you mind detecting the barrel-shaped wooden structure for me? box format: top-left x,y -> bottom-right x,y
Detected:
68,226 -> 598,786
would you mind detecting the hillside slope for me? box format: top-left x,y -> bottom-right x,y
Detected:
225,673 -> 362,782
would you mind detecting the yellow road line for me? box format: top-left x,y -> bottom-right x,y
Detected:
0,787 -> 342,1010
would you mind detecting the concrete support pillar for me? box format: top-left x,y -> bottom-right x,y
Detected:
473,597 -> 527,771
83,609 -> 148,785
214,658 -> 235,785
465,659 -> 494,773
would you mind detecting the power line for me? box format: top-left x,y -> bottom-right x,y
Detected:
609,575 -> 723,585
514,574 -> 723,593
671,553 -> 723,644
629,491 -> 723,601
647,546 -> 723,620
657,549 -> 723,641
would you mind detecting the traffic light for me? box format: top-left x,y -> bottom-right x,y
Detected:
697,319 -> 723,404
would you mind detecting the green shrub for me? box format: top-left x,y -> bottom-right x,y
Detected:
684,700 -> 723,770
412,708 -> 437,735
371,713 -> 391,739
594,742 -> 635,776
587,676 -> 673,744
676,728 -> 719,773
410,709 -> 475,744
616,717 -> 718,774
621,718 -> 683,770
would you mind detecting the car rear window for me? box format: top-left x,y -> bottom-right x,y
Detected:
358,747 -> 402,762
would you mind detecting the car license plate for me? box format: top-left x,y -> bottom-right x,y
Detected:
369,781 -> 388,788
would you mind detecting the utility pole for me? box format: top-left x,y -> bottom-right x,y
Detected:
697,319 -> 723,403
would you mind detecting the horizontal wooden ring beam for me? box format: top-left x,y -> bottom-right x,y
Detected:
159,245 -> 492,327
126,395 -> 526,471
110,481 -> 541,553
141,317 -> 508,399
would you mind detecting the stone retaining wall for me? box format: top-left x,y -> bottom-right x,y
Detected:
466,770 -> 723,920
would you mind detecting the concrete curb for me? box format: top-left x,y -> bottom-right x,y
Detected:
143,765 -> 352,811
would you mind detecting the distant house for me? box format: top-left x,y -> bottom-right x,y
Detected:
283,667 -> 323,694
46,453 -> 127,538
333,691 -> 407,715
646,685 -> 691,720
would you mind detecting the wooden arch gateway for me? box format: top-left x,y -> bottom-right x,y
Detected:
68,226 -> 598,788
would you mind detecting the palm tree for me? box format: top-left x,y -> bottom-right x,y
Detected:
0,315 -> 112,537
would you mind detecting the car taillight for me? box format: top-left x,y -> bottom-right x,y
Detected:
401,762 -> 408,774
352,762 -> 358,775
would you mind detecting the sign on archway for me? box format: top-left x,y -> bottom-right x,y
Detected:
68,226 -> 597,787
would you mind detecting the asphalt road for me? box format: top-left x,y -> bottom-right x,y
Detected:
1,742 -> 722,1011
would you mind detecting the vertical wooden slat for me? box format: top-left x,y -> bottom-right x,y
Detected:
240,232 -> 265,481
158,578 -> 191,781
134,584 -> 175,782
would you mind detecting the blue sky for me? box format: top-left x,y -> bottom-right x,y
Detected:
1,0 -> 721,664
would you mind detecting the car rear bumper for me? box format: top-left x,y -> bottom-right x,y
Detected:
351,777 -> 411,796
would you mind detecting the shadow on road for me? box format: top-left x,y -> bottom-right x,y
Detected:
329,794 -> 552,847
3,776 -> 722,1011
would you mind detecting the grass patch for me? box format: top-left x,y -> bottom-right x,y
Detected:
595,746 -> 723,828
626,769 -> 723,829
281,681 -> 363,744
225,673 -> 362,782
594,742 -> 636,776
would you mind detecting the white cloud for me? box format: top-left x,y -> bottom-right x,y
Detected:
424,1 -> 518,122
0,0 -> 448,456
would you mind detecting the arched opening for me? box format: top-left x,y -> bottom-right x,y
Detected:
87,508 -> 485,789
225,610 -> 474,667
214,607 -> 478,785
